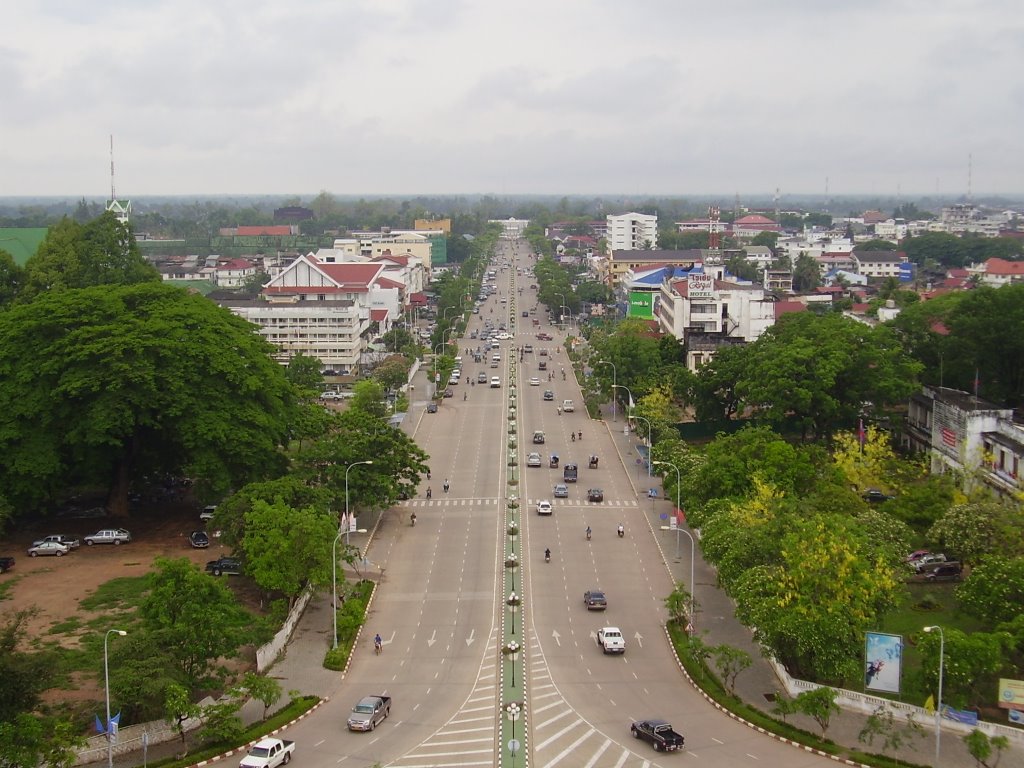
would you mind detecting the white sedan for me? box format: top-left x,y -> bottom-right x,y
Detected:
497,332 -> 511,340
536,500 -> 553,515
529,377 -> 540,386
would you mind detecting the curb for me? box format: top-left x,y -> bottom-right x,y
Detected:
187,697 -> 329,767
662,625 -> 871,767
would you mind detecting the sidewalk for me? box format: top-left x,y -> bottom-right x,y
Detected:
599,413 -> 1012,768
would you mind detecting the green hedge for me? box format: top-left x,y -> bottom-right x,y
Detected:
324,580 -> 375,671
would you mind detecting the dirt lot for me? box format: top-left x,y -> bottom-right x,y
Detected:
0,500 -> 251,705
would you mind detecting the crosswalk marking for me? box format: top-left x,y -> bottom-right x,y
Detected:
400,497 -> 640,508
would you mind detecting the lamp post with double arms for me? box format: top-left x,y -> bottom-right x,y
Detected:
631,414 -> 653,477
334,460 -> 373,648
595,359 -> 617,421
653,460 -> 695,631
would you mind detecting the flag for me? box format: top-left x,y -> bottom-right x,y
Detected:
110,712 -> 120,735
858,418 -> 866,452
974,369 -> 980,398
924,694 -> 935,714
95,714 -> 106,734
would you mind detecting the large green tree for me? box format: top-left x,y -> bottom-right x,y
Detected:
20,212 -> 159,300
0,282 -> 296,518
140,557 -> 253,690
698,312 -> 921,439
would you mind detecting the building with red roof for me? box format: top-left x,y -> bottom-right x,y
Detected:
968,257 -> 1024,287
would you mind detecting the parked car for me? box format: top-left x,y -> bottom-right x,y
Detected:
206,556 -> 243,576
913,553 -> 947,572
443,388 -> 454,398
28,540 -> 71,557
0,556 -> 14,574
587,488 -> 604,502
527,452 -> 542,467
553,483 -> 569,498
200,505 -> 217,521
32,534 -> 80,550
925,562 -> 963,582
536,500 -> 552,516
84,528 -> 132,546
863,489 -> 895,503
584,589 -> 607,610
426,402 -> 438,413
189,531 -> 210,549
906,549 -> 931,563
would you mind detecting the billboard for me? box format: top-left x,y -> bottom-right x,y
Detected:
628,291 -> 655,319
898,261 -> 915,282
999,679 -> 1024,710
688,273 -> 715,299
865,632 -> 903,694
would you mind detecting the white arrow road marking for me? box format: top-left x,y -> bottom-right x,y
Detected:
633,631 -> 644,647
466,628 -> 476,646
427,629 -> 437,647
551,629 -> 562,646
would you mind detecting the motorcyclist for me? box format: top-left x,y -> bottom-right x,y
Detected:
374,633 -> 383,653
544,547 -> 551,562
571,432 -> 576,442
617,524 -> 624,537
426,487 -> 432,499
443,479 -> 450,493
586,526 -> 592,540
410,512 -> 417,526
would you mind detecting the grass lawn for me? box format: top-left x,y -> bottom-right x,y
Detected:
845,581 -> 986,704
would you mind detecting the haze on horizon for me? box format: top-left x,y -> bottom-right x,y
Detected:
2,1 -> 1022,198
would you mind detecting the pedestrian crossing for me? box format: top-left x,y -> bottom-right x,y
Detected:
527,627 -> 671,768
387,627 -> 499,768
400,497 -> 640,509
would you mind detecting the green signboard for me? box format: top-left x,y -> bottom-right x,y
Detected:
628,291 -> 654,319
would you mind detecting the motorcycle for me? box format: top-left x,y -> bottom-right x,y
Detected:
586,528 -> 592,541
410,513 -> 417,527
544,549 -> 551,563
617,525 -> 624,538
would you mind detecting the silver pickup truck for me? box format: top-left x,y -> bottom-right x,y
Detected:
347,695 -> 391,731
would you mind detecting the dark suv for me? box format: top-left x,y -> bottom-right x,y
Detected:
206,557 -> 243,576
925,562 -> 963,582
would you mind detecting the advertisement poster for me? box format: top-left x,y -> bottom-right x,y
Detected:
865,632 -> 902,694
999,679 -> 1024,710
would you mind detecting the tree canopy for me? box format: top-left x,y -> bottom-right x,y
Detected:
0,282 -> 296,520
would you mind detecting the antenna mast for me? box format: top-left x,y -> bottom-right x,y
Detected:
110,135 -> 116,202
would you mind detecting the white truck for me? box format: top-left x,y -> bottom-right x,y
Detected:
596,626 -> 626,654
239,738 -> 294,768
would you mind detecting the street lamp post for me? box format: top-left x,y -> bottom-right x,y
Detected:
334,460 -> 373,648
653,461 -> 696,631
924,625 -> 946,767
612,384 -> 635,424
104,628 -> 127,768
595,360 -> 617,421
631,414 -> 653,477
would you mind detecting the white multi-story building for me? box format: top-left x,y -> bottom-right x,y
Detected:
606,212 -> 658,251
220,257 -> 400,375
852,251 -> 909,278
873,218 -> 909,241
903,385 -> 1023,499
657,261 -> 779,371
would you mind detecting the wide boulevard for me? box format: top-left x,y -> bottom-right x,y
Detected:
278,239 -> 836,767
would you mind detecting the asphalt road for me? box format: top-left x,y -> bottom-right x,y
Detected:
262,240 -> 844,767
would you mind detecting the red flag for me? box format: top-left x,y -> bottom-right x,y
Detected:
858,418 -> 866,449
974,369 -> 980,398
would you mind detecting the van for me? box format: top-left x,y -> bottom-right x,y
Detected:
562,400 -> 575,413
563,463 -> 578,483
538,360 -> 547,371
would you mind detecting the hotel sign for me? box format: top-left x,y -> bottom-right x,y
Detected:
689,274 -> 715,300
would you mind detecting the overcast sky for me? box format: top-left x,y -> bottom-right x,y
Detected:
2,0 -> 1022,198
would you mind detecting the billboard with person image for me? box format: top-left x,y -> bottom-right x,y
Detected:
865,632 -> 903,693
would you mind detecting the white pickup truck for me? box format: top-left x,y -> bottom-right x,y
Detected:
239,738 -> 294,768
596,626 -> 626,654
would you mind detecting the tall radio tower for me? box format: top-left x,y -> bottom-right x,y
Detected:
105,135 -> 131,225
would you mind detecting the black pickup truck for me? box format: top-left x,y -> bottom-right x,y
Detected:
631,719 -> 685,752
